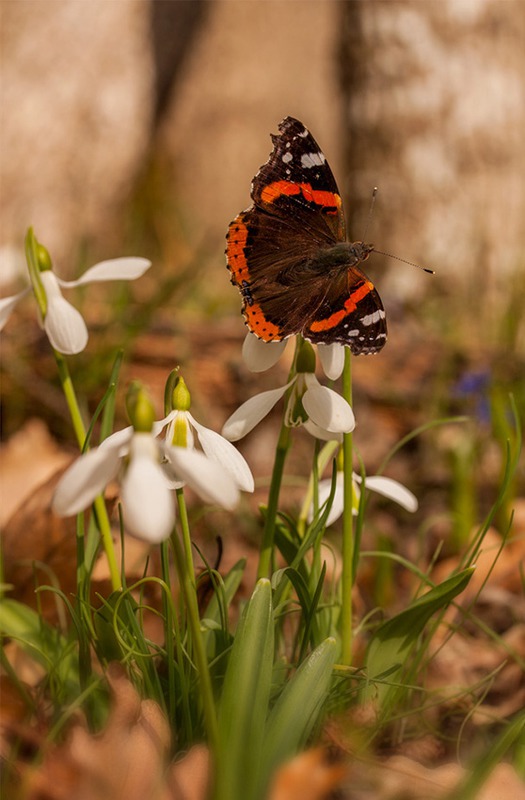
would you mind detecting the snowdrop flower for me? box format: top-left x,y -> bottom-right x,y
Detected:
222,340 -> 355,442
53,386 -> 174,543
53,382 -> 252,544
310,470 -> 418,527
0,231 -> 151,354
160,375 -> 254,495
242,333 -> 345,380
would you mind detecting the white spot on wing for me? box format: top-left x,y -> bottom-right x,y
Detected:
361,309 -> 386,326
301,152 -> 326,168
282,152 -> 293,164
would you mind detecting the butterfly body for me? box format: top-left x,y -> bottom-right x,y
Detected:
226,116 -> 387,355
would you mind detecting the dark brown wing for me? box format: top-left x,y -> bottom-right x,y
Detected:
251,116 -> 346,243
303,265 -> 387,355
226,206 -> 338,340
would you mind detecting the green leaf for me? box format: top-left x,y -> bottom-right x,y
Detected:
363,567 -> 474,707
260,637 -> 337,789
215,579 -> 274,800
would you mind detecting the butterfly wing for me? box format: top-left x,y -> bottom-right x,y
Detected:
251,116 -> 346,243
302,265 -> 387,355
226,206 -> 333,340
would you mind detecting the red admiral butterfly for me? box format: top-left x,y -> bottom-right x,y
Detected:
226,116 -> 387,355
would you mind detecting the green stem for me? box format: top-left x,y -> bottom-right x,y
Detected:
176,487 -> 197,585
341,347 -> 354,665
173,489 -> 219,751
54,349 -> 121,592
159,541 -> 176,724
256,338 -> 303,579
257,420 -> 291,579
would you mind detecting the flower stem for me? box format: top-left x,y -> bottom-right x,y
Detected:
257,339 -> 303,580
54,349 -> 121,592
341,347 -> 354,665
174,489 -> 219,751
257,420 -> 291,579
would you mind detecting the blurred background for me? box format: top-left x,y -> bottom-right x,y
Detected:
1,0 -> 524,545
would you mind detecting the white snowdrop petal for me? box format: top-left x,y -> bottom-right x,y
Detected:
121,447 -> 175,543
52,445 -> 121,516
303,418 -> 343,442
308,474 -> 346,525
167,447 -> 239,509
303,384 -> 355,433
0,289 -> 29,330
58,257 -> 151,287
242,334 -> 288,372
99,426 -> 134,456
152,411 -> 175,438
40,271 -> 88,353
317,343 -> 345,380
221,383 -> 291,441
362,476 -> 419,512
189,415 -> 254,492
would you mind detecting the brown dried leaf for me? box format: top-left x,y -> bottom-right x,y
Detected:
2,466 -> 78,617
0,419 -> 72,528
22,664 -> 172,800
268,748 -> 347,800
344,756 -> 525,800
167,745 -> 210,800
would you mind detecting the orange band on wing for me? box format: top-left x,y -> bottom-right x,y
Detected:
244,301 -> 282,341
309,281 -> 374,333
226,215 -> 250,284
260,181 -> 341,211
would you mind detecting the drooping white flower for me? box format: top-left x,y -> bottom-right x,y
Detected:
53,430 -> 176,543
242,333 -> 345,380
222,341 -> 355,442
310,470 -> 418,527
53,425 -> 250,544
1,250 -> 151,354
53,378 -> 253,543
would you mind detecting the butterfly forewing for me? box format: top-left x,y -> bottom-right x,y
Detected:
251,116 -> 346,243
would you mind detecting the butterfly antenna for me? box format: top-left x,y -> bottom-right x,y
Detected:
362,186 -> 434,274
373,249 -> 435,274
362,186 -> 379,241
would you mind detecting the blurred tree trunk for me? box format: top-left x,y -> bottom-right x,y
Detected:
338,0 -> 525,327
150,0 -> 209,127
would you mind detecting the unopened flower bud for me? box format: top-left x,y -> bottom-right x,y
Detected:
296,340 -> 316,374
126,382 -> 156,432
171,376 -> 191,412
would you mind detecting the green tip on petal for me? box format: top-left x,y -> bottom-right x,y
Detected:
171,376 -> 191,412
296,339 -> 316,374
36,242 -> 53,272
126,381 -> 156,432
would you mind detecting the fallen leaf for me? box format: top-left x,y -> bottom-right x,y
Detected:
269,748 -> 347,800
22,663 -> 172,800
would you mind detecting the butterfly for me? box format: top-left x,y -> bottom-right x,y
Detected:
225,116 -> 387,355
